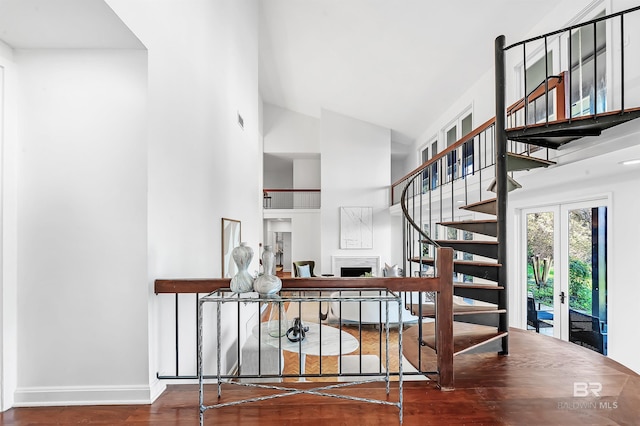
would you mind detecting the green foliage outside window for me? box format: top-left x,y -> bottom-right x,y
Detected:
527,209 -> 594,313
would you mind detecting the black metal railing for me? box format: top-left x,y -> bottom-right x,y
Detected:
504,5 -> 640,125
155,283 -> 443,382
263,189 -> 321,209
155,264 -> 453,387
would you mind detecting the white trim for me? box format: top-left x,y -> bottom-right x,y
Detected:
13,382 -> 166,407
514,194 -> 611,343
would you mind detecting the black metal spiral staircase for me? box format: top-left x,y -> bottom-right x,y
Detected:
397,6 -> 640,375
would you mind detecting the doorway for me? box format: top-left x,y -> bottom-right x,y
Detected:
523,199 -> 608,355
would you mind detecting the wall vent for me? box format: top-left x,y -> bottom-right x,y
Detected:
237,112 -> 244,130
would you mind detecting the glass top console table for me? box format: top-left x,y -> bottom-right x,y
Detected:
197,287 -> 404,424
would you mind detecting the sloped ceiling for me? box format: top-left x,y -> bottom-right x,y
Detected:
259,0 -> 583,142
0,0 -> 143,49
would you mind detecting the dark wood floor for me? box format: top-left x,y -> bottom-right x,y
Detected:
2,328 -> 638,425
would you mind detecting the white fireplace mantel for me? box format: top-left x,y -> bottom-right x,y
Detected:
332,256 -> 380,277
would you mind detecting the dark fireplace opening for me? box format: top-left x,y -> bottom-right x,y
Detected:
340,267 -> 372,277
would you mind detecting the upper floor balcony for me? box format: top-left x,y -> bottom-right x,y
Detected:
263,189 -> 321,210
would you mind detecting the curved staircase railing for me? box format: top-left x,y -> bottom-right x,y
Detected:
397,5 -> 640,373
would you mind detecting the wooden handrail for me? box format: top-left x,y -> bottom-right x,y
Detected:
155,276 -> 443,294
155,247 -> 455,390
506,73 -> 565,115
391,73 -> 567,195
263,188 -> 321,193
391,116 -> 496,189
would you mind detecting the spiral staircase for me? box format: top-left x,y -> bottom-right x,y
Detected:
397,6 -> 640,375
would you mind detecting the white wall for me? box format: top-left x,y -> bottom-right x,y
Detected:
263,103 -> 320,154
264,165 -> 293,189
1,0 -> 262,407
293,157 -> 320,188
0,40 -> 19,412
290,212 -> 321,272
14,49 -> 149,405
262,104 -> 322,270
508,134 -> 640,374
320,109 -> 392,276
108,0 -> 261,388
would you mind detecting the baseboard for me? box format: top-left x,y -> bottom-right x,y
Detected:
13,381 -> 166,407
149,378 -> 167,403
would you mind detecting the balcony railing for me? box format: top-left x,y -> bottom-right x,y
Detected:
391,117 -> 501,207
390,77 -> 560,207
263,189 -> 321,209
153,247 -> 455,390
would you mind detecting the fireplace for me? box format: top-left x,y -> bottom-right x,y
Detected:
332,256 -> 380,277
340,267 -> 372,277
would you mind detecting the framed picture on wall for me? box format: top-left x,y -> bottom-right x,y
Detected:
340,207 -> 373,249
221,218 -> 241,278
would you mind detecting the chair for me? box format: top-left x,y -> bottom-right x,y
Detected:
527,297 -> 553,332
293,261 -> 329,319
293,261 -> 317,277
569,309 -> 605,354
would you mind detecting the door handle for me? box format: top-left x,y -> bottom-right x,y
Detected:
560,291 -> 566,304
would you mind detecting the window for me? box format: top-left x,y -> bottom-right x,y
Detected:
420,139 -> 439,192
444,111 -> 473,181
570,12 -> 606,117
421,146 -> 429,193
430,140 -> 439,189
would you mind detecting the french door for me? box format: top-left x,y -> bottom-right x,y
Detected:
523,199 -> 608,355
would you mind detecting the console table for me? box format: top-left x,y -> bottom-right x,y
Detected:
197,288 -> 404,424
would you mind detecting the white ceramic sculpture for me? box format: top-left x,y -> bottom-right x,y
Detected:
253,245 -> 282,296
229,242 -> 255,293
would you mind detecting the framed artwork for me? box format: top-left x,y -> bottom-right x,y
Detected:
221,218 -> 241,278
340,207 -> 373,249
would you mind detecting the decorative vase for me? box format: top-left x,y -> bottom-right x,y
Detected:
253,245 -> 282,296
229,242 -> 254,294
267,301 -> 288,337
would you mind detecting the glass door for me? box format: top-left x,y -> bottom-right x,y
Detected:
561,202 -> 608,355
524,200 -> 608,355
526,208 -> 558,337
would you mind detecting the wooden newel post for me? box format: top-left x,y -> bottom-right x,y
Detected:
436,247 -> 454,390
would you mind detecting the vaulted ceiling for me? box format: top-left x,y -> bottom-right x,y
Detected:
1,0 -> 593,148
258,0 -> 588,144
0,0 -> 142,49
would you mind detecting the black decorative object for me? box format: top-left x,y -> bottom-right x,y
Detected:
286,317 -> 309,342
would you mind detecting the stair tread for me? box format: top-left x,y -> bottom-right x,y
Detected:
506,108 -> 640,148
453,282 -> 504,290
409,257 -> 501,268
460,198 -> 496,209
407,303 -> 506,317
433,240 -> 498,245
436,220 -> 498,238
406,321 -> 508,355
459,198 -> 497,216
507,107 -> 640,132
438,219 -> 497,225
432,240 -> 499,260
507,152 -> 556,165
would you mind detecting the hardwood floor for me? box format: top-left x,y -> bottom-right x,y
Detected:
2,328 -> 639,425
